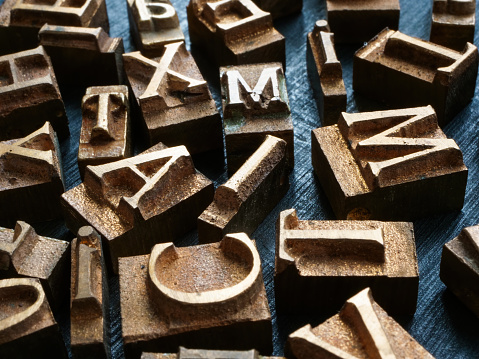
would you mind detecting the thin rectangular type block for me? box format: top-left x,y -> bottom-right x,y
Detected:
220,63 -> 294,173
61,145 -> 214,273
0,122 -> 65,227
127,0 -> 184,57
78,85 -> 131,178
275,209 -> 418,315
142,348 -> 284,359
311,106 -> 468,220
0,278 -> 67,358
39,25 -> 125,86
440,225 -> 479,317
198,135 -> 289,243
0,221 -> 69,309
251,0 -> 302,19
0,0 -> 109,55
354,28 -> 478,126
326,0 -> 400,43
430,0 -> 475,51
120,233 -> 272,358
123,42 -> 223,153
286,288 -> 434,359
187,0 -> 285,66
306,20 -> 346,126
70,227 -> 109,359
0,46 -> 69,140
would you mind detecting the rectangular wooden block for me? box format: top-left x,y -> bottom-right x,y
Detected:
142,348 -> 284,358
251,0 -> 302,19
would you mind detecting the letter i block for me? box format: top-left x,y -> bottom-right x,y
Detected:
123,42 -> 223,153
311,106 -> 467,220
220,63 -> 294,174
275,209 -> 418,315
286,288 -> 434,359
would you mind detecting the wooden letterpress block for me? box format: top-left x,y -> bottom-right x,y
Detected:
70,227 -> 109,358
0,278 -> 67,358
142,347 -> 284,358
126,0 -> 184,57
430,0 -> 475,51
123,42 -> 223,153
0,221 -> 69,309
311,106 -> 467,220
198,135 -> 289,243
0,122 -> 65,227
440,225 -> 479,317
78,85 -> 131,178
275,209 -> 418,314
0,47 -> 69,140
326,0 -> 400,43
39,25 -> 125,86
251,0 -> 302,19
354,29 -> 478,126
119,233 -> 272,358
187,0 -> 285,66
220,63 -> 294,173
306,20 -> 346,126
61,145 -> 214,273
0,0 -> 109,55
286,288 -> 434,359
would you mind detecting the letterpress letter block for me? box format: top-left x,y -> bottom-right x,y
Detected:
286,288 -> 434,359
312,106 -> 467,220
220,63 -> 294,173
120,233 -> 272,358
71,226 -> 109,358
0,0 -> 109,54
326,0 -> 400,43
251,0 -> 302,19
187,0 -> 285,66
0,278 -> 67,358
0,47 -> 69,140
123,43 -> 223,153
430,0 -> 475,51
306,20 -> 346,126
440,225 -> 479,317
127,0 -> 184,57
0,122 -> 65,227
142,347 -> 284,359
275,209 -> 418,314
198,135 -> 289,243
78,85 -> 131,178
61,145 -> 214,272
39,25 -> 125,86
354,29 -> 478,126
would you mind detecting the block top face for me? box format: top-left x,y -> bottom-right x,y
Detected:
128,0 -> 180,32
326,0 -> 400,11
445,225 -> 479,270
276,209 -> 418,278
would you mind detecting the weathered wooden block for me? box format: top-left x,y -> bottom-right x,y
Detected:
286,288 -> 434,359
61,145 -> 214,273
70,226 -> 109,359
39,25 -> 124,86
0,46 -> 69,140
0,122 -> 65,227
187,0 -> 285,66
120,233 -> 272,358
430,0 -> 475,51
275,209 -> 418,315
198,135 -> 289,243
0,278 -> 67,358
0,0 -> 109,55
440,225 -> 479,318
306,20 -> 346,126
123,42 -> 223,153
311,106 -> 467,220
220,63 -> 294,173
251,0 -> 302,19
326,0 -> 400,43
142,347 -> 283,359
78,85 -> 131,178
0,221 -> 69,309
126,0 -> 184,57
354,28 -> 478,126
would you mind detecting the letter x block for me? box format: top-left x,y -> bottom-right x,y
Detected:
220,63 -> 294,174
124,42 -> 223,153
312,106 -> 467,221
